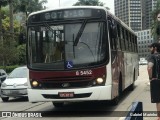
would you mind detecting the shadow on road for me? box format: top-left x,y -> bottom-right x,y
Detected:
1,97 -> 28,103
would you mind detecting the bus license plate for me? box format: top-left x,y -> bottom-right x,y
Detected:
58,92 -> 74,98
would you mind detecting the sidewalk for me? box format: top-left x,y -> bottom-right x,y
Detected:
127,65 -> 157,120
137,80 -> 157,120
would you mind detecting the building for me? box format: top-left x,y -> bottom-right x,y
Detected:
142,0 -> 157,30
114,0 -> 157,31
114,0 -> 142,32
135,29 -> 154,58
114,0 -> 157,58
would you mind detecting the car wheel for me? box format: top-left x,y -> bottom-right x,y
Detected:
1,97 -> 9,102
52,102 -> 64,108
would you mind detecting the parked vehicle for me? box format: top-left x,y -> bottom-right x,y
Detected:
1,66 -> 28,102
139,58 -> 148,65
0,69 -> 7,86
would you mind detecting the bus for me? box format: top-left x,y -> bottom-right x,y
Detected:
26,6 -> 139,107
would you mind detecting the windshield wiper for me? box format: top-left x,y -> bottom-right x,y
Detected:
73,19 -> 88,46
43,23 -> 61,39
43,23 -> 55,31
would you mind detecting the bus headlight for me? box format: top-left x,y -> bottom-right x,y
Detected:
96,78 -> 104,84
32,81 -> 39,87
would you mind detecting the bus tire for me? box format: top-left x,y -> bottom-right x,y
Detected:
111,96 -> 119,106
1,97 -> 9,102
52,102 -> 64,108
128,70 -> 135,91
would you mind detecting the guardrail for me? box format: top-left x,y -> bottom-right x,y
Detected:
125,101 -> 143,120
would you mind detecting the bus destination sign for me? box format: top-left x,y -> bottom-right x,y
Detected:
29,9 -> 102,23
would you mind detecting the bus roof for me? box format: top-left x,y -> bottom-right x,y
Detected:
28,6 -> 107,17
28,6 -> 136,36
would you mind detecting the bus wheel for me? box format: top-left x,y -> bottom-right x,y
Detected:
1,97 -> 9,102
128,71 -> 135,91
128,82 -> 135,91
111,96 -> 119,106
52,102 -> 64,108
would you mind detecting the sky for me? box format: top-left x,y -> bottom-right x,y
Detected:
44,0 -> 115,14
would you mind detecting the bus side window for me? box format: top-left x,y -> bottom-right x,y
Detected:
129,33 -> 132,52
135,36 -> 138,52
121,27 -> 126,50
132,35 -> 137,52
119,26 -> 124,50
125,30 -> 129,51
108,17 -> 117,50
117,23 -> 122,50
131,35 -> 134,52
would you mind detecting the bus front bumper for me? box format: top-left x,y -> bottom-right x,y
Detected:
27,85 -> 112,102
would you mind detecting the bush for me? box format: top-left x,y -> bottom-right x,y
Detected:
0,65 -> 19,73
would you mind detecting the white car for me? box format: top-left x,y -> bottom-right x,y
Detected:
139,60 -> 148,65
1,66 -> 28,102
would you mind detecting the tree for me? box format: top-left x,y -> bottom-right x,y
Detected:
151,0 -> 160,41
0,17 -> 20,67
73,0 -> 105,6
0,0 -> 8,45
15,0 -> 47,18
16,44 -> 26,65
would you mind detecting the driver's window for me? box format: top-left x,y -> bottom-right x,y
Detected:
43,26 -> 64,63
108,17 -> 117,50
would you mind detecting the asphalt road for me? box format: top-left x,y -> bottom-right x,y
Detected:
0,65 -> 155,120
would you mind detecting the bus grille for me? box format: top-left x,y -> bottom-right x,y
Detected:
38,76 -> 94,89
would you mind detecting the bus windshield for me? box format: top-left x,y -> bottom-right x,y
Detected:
27,21 -> 108,70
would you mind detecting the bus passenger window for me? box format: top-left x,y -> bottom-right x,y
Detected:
122,28 -> 126,50
129,33 -> 132,52
125,30 -> 129,51
108,18 -> 117,50
135,36 -> 138,52
117,24 -> 122,50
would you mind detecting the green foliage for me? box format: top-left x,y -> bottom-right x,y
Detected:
0,17 -> 20,66
0,65 -> 19,73
15,0 -> 48,17
0,0 -> 8,7
0,0 -> 49,67
2,16 -> 20,33
73,0 -> 105,6
1,7 -> 9,19
151,0 -> 160,41
16,44 -> 26,65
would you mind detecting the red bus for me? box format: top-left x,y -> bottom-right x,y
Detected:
26,6 -> 139,107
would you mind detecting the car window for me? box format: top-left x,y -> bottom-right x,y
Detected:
8,67 -> 27,78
